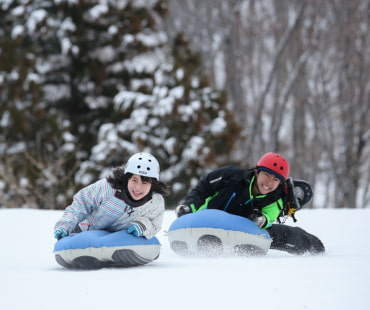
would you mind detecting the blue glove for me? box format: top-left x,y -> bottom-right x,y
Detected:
127,222 -> 144,237
54,228 -> 68,240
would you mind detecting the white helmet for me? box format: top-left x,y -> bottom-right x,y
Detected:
124,152 -> 160,180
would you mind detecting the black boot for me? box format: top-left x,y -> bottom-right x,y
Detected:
266,224 -> 325,255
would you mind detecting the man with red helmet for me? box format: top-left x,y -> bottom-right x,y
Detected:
175,152 -> 324,255
176,152 -> 290,228
256,152 -> 290,183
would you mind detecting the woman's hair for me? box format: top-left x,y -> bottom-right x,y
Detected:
107,167 -> 171,197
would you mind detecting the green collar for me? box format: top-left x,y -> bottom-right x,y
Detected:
249,175 -> 266,198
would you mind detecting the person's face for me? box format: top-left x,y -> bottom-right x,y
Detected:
127,174 -> 152,200
255,171 -> 281,195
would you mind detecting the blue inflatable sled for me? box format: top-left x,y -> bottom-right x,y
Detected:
168,209 -> 272,256
54,230 -> 161,269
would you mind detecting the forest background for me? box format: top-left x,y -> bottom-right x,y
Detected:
0,0 -> 369,210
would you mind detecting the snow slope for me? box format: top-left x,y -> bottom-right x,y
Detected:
1,208 -> 369,310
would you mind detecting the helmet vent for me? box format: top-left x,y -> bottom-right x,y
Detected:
124,152 -> 160,180
256,152 -> 290,181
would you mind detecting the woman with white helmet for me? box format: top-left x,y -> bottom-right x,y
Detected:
54,152 -> 171,240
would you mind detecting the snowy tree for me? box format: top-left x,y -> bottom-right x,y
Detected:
0,0 -> 81,209
0,0 -> 240,209
162,0 -> 370,208
78,33 -> 241,206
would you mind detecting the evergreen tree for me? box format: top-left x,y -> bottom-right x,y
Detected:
82,33 -> 241,206
0,0 -> 79,209
0,0 -> 240,209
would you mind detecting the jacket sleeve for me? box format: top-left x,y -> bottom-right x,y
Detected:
54,179 -> 109,233
132,194 -> 165,239
183,165 -> 244,212
261,198 -> 284,228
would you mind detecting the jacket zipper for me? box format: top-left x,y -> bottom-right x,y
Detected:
224,192 -> 236,211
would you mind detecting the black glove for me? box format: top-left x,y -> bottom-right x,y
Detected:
175,205 -> 191,217
249,209 -> 266,228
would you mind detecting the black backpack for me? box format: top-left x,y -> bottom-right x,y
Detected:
279,177 -> 313,223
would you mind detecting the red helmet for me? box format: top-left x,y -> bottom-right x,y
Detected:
256,152 -> 290,182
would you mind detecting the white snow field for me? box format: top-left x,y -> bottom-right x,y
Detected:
1,208 -> 369,310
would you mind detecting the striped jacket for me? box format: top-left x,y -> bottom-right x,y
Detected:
54,179 -> 164,239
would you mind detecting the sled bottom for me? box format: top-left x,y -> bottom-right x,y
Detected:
169,228 -> 271,257
55,248 -> 159,269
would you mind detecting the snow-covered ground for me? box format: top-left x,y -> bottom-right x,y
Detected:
1,208 -> 369,310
